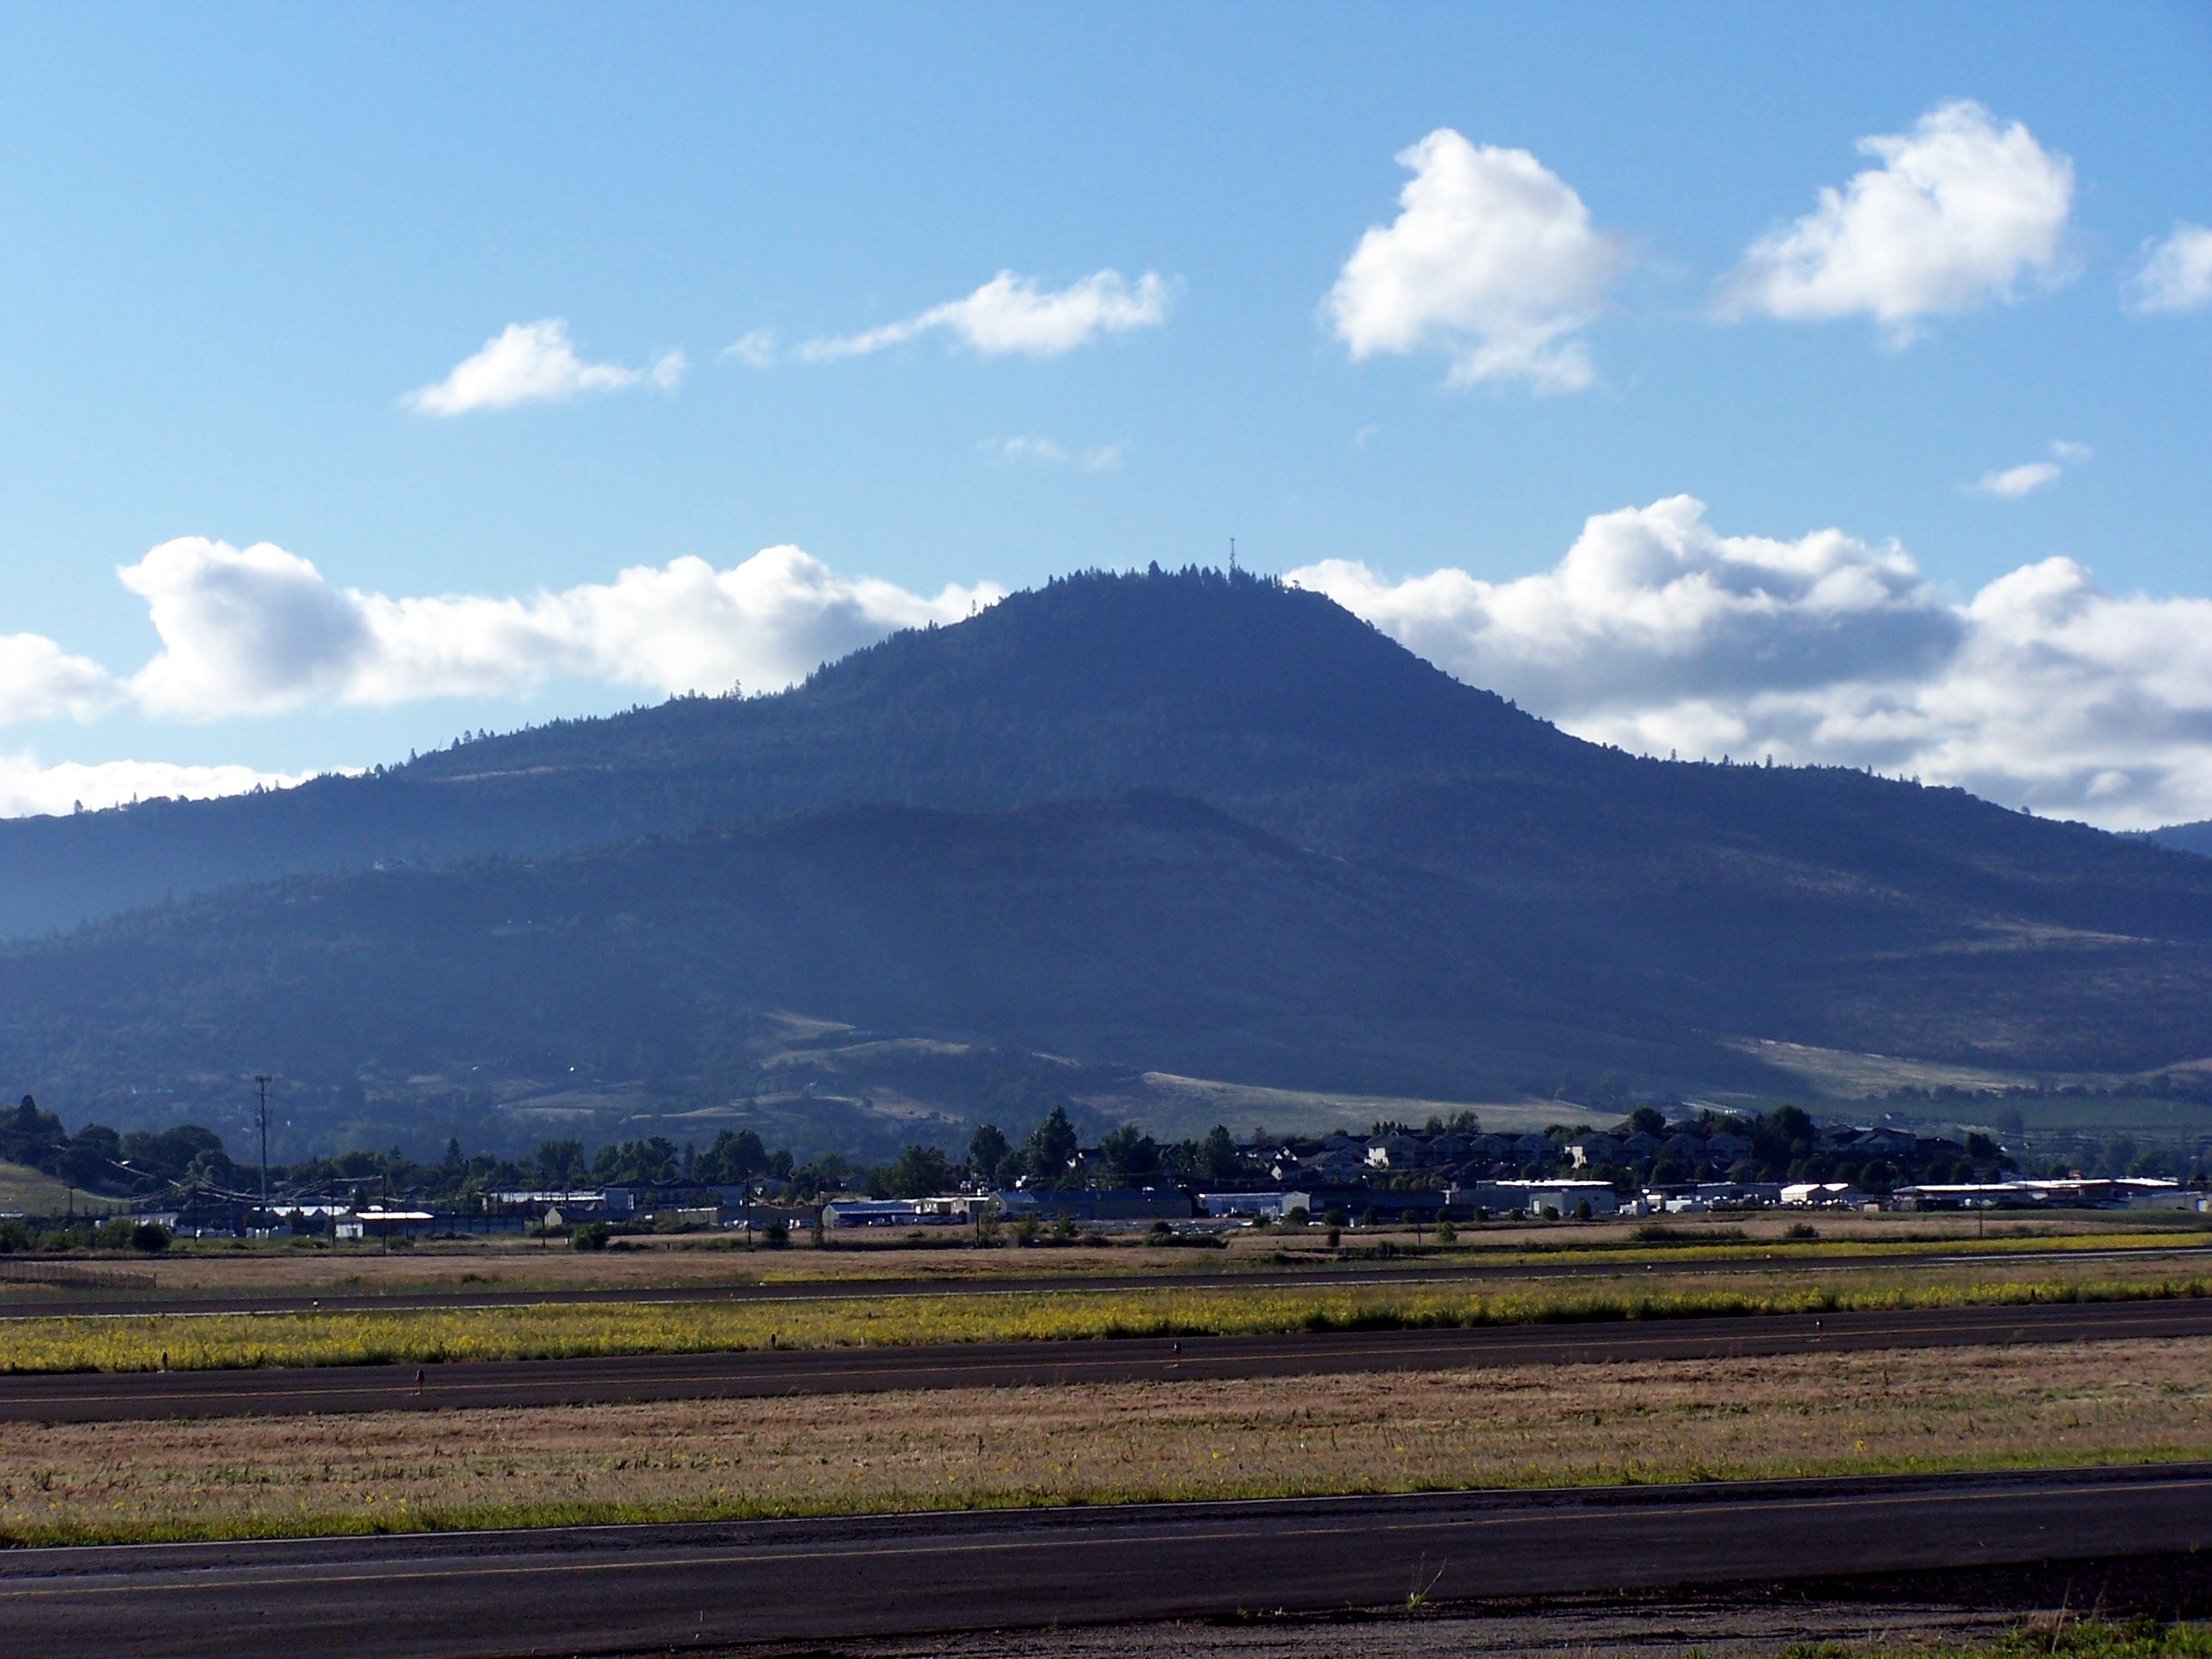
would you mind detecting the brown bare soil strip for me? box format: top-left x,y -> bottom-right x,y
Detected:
5,1334 -> 2209,1546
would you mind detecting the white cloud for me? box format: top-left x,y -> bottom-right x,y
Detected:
719,329 -> 781,368
1971,462 -> 2061,499
0,634 -> 119,725
1965,438 -> 2090,498
0,541 -> 1001,812
122,538 -> 374,718
2126,222 -> 2212,315
979,436 -> 1125,470
0,752 -> 311,818
1289,495 -> 2212,830
1718,100 -> 2074,343
1324,129 -> 1628,393
981,435 -> 1070,465
404,319 -> 683,415
795,270 -> 1176,362
91,538 -> 1000,720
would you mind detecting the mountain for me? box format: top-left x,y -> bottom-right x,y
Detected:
2143,821 -> 2212,858
5,567 -> 2212,1152
0,567 -> 1574,937
0,793 -> 1701,1140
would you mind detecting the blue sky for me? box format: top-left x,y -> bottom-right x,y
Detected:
1,3 -> 2208,824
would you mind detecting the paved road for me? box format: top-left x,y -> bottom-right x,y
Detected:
7,1294 -> 2212,1423
3,1462 -> 2207,1657
3,1241 -> 2203,1322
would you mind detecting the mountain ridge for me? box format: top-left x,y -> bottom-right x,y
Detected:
5,566 -> 2212,1155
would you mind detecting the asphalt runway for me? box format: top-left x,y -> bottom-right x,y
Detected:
7,1293 -> 2212,1423
3,1240 -> 2204,1322
4,1462 -> 2209,1657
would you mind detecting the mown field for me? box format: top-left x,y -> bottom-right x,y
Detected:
4,1335 -> 2210,1547
4,1255 -> 2212,1374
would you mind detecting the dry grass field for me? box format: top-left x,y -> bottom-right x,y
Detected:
4,1335 -> 2210,1546
0,1210 -> 2196,1304
5,1254 -> 2212,1375
0,1160 -> 127,1218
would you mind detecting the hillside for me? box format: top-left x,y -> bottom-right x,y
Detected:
0,793 -> 1705,1156
7,569 -> 2210,956
2147,820 -> 2212,858
0,568 -> 1573,937
4,568 -> 2212,1154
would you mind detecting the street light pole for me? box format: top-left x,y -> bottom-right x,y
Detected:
255,1075 -> 272,1235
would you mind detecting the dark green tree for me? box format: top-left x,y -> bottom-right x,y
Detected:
1098,1124 -> 1160,1181
535,1138 -> 587,1188
878,1143 -> 951,1199
60,1122 -> 123,1188
1024,1106 -> 1079,1186
697,1128 -> 768,1183
1197,1124 -> 1239,1183
968,1123 -> 1011,1186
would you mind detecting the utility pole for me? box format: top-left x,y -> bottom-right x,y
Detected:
255,1075 -> 272,1236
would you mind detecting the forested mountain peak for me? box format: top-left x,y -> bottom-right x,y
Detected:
0,567 -> 1583,936
400,564 -> 1574,784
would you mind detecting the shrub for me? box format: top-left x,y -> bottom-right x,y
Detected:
94,1218 -> 138,1251
571,1222 -> 611,1251
761,1218 -> 790,1249
131,1222 -> 170,1254
1434,1218 -> 1456,1243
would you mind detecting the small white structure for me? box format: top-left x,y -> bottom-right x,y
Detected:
1467,1178 -> 1618,1218
1780,1182 -> 1867,1208
1199,1191 -> 1314,1219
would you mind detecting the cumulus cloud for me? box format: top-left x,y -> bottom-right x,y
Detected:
1718,100 -> 2074,343
1966,439 -> 2090,498
791,270 -> 1175,363
95,539 -> 1000,720
2126,222 -> 2212,315
405,320 -> 685,415
122,538 -> 374,717
1289,495 -> 2212,830
1325,129 -> 1628,393
0,634 -> 120,726
0,753 -> 311,819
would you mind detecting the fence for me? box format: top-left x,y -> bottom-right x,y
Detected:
0,1258 -> 159,1292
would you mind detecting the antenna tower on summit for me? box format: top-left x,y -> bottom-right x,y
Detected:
1229,538 -> 1237,574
